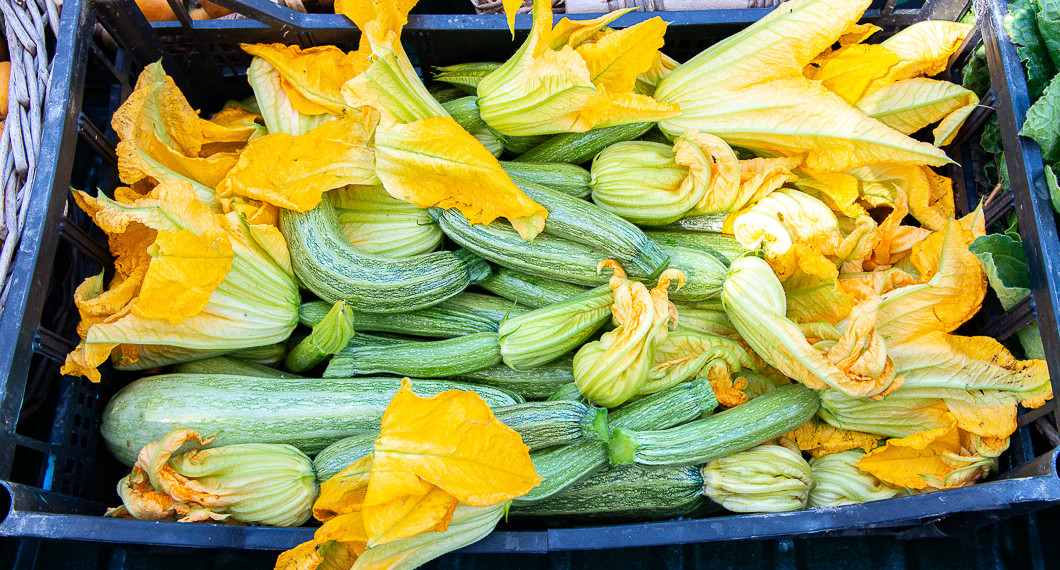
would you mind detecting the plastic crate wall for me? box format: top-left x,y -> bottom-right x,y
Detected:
0,0 -> 1058,552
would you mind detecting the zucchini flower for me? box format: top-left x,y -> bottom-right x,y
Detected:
818,389 -> 952,438
107,428 -> 317,526
498,284 -> 614,370
330,185 -> 443,258
245,56 -> 339,137
731,189 -> 841,258
643,331 -> 757,395
590,132 -> 742,226
701,445 -> 812,513
573,261 -> 684,408
284,300 -> 356,374
808,450 -> 906,508
61,180 -> 300,382
477,0 -> 680,136
722,257 -> 899,398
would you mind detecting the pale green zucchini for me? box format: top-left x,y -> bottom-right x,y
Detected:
101,374 -> 522,466
514,377 -> 716,504
499,133 -> 551,155
226,344 -> 287,367
311,401 -> 609,481
428,85 -> 466,104
674,305 -> 738,338
644,230 -> 746,265
478,266 -> 589,309
173,356 -> 302,379
511,465 -> 705,520
324,332 -> 502,378
608,384 -> 820,467
515,122 -> 655,164
499,162 -> 592,198
663,245 -> 729,303
280,195 -> 490,313
452,356 -> 576,399
299,292 -> 526,338
497,285 -> 612,370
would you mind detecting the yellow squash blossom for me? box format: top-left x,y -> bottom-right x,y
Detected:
655,0 -> 951,171
573,262 -> 684,407
61,180 -> 299,381
786,417 -> 881,459
477,0 -> 680,136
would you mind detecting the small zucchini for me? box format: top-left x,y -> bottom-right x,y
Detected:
608,384 -> 820,467
478,266 -> 589,309
514,122 -> 654,164
173,356 -> 302,379
324,332 -> 502,378
499,161 -> 591,199
452,356 -> 576,399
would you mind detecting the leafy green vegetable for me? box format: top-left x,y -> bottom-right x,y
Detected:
1022,73 -> 1060,161
1007,0 -> 1056,99
1034,0 -> 1060,67
962,45 -> 991,98
1048,165 -> 1060,214
968,232 -> 1044,359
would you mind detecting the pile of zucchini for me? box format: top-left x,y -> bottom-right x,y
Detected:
101,117 -> 822,523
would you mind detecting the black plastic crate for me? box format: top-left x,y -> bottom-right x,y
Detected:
0,0 -> 1059,554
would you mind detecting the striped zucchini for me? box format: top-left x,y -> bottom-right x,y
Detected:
511,465 -> 705,520
173,356 -> 303,379
479,266 -> 588,309
515,122 -> 655,164
547,382 -> 584,402
608,384 -> 820,467
515,377 -> 716,504
452,356 -> 576,399
663,245 -> 728,303
280,195 -> 490,313
674,305 -> 738,338
500,162 -> 591,198
300,293 -> 526,338
663,214 -> 728,233
433,62 -> 501,94
226,344 -> 287,367
499,133 -> 552,155
497,285 -> 613,370
434,210 -> 658,287
442,96 -> 486,132
428,85 -> 466,104
324,332 -> 502,378
645,230 -> 745,265
101,375 -> 522,466
512,176 -> 668,276
311,401 -> 609,481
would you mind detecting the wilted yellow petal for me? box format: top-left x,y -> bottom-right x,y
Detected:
786,417 -> 880,459
857,78 -> 978,147
780,244 -> 853,325
276,512 -> 368,570
365,379 -> 540,521
575,17 -> 667,93
133,229 -> 233,325
363,480 -> 459,546
314,455 -> 373,523
809,44 -> 900,105
207,106 -> 265,145
216,116 -> 377,212
340,30 -> 449,124
944,390 -> 1018,439
685,131 -> 742,215
549,11 -> 626,49
869,21 -> 973,93
373,116 -> 548,239
855,415 -> 993,489
241,44 -> 368,115
839,268 -> 917,301
792,168 -> 866,219
739,156 -> 802,206
877,212 -> 986,341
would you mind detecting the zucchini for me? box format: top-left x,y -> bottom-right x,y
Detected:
512,176 -> 668,276
300,293 -> 526,338
608,384 -> 820,467
511,465 -> 705,520
452,356 -> 576,399
515,376 -> 716,504
226,343 -> 287,367
312,401 -> 609,481
499,133 -> 551,155
663,214 -> 728,233
433,62 -> 501,94
434,210 -> 657,287
428,85 -> 466,104
478,266 -> 588,309
324,332 -> 502,378
281,195 -> 490,313
313,432 -> 377,481
547,382 -> 584,402
662,245 -> 728,303
173,356 -> 302,379
441,96 -> 486,132
498,285 -> 612,370
515,122 -> 655,164
674,305 -> 738,338
500,162 -> 591,198
102,374 -> 522,466
644,230 -> 745,265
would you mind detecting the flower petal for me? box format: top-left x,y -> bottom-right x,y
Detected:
241,43 -> 369,115
133,229 -> 234,325
856,78 -> 978,147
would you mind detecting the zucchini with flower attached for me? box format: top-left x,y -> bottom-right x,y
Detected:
281,194 -> 490,313
608,384 -> 819,467
284,300 -> 355,373
101,374 -> 522,466
324,332 -> 503,378
498,285 -> 613,370
329,185 -> 443,258
479,266 -> 589,308
453,356 -> 576,399
500,161 -> 592,198
701,444 -> 813,512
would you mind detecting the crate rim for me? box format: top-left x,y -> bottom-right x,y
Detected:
0,0 -> 1059,553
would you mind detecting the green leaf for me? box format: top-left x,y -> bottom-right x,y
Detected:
962,45 -> 991,99
1048,165 -> 1060,214
1017,324 -> 1046,360
968,233 -> 1030,311
1022,73 -> 1060,162
1007,0 -> 1057,99
1034,0 -> 1060,68
980,116 -> 1003,155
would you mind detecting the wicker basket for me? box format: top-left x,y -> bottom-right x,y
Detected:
0,0 -> 58,317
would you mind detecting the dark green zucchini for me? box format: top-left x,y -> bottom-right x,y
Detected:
478,266 -> 589,309
324,332 -> 502,378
